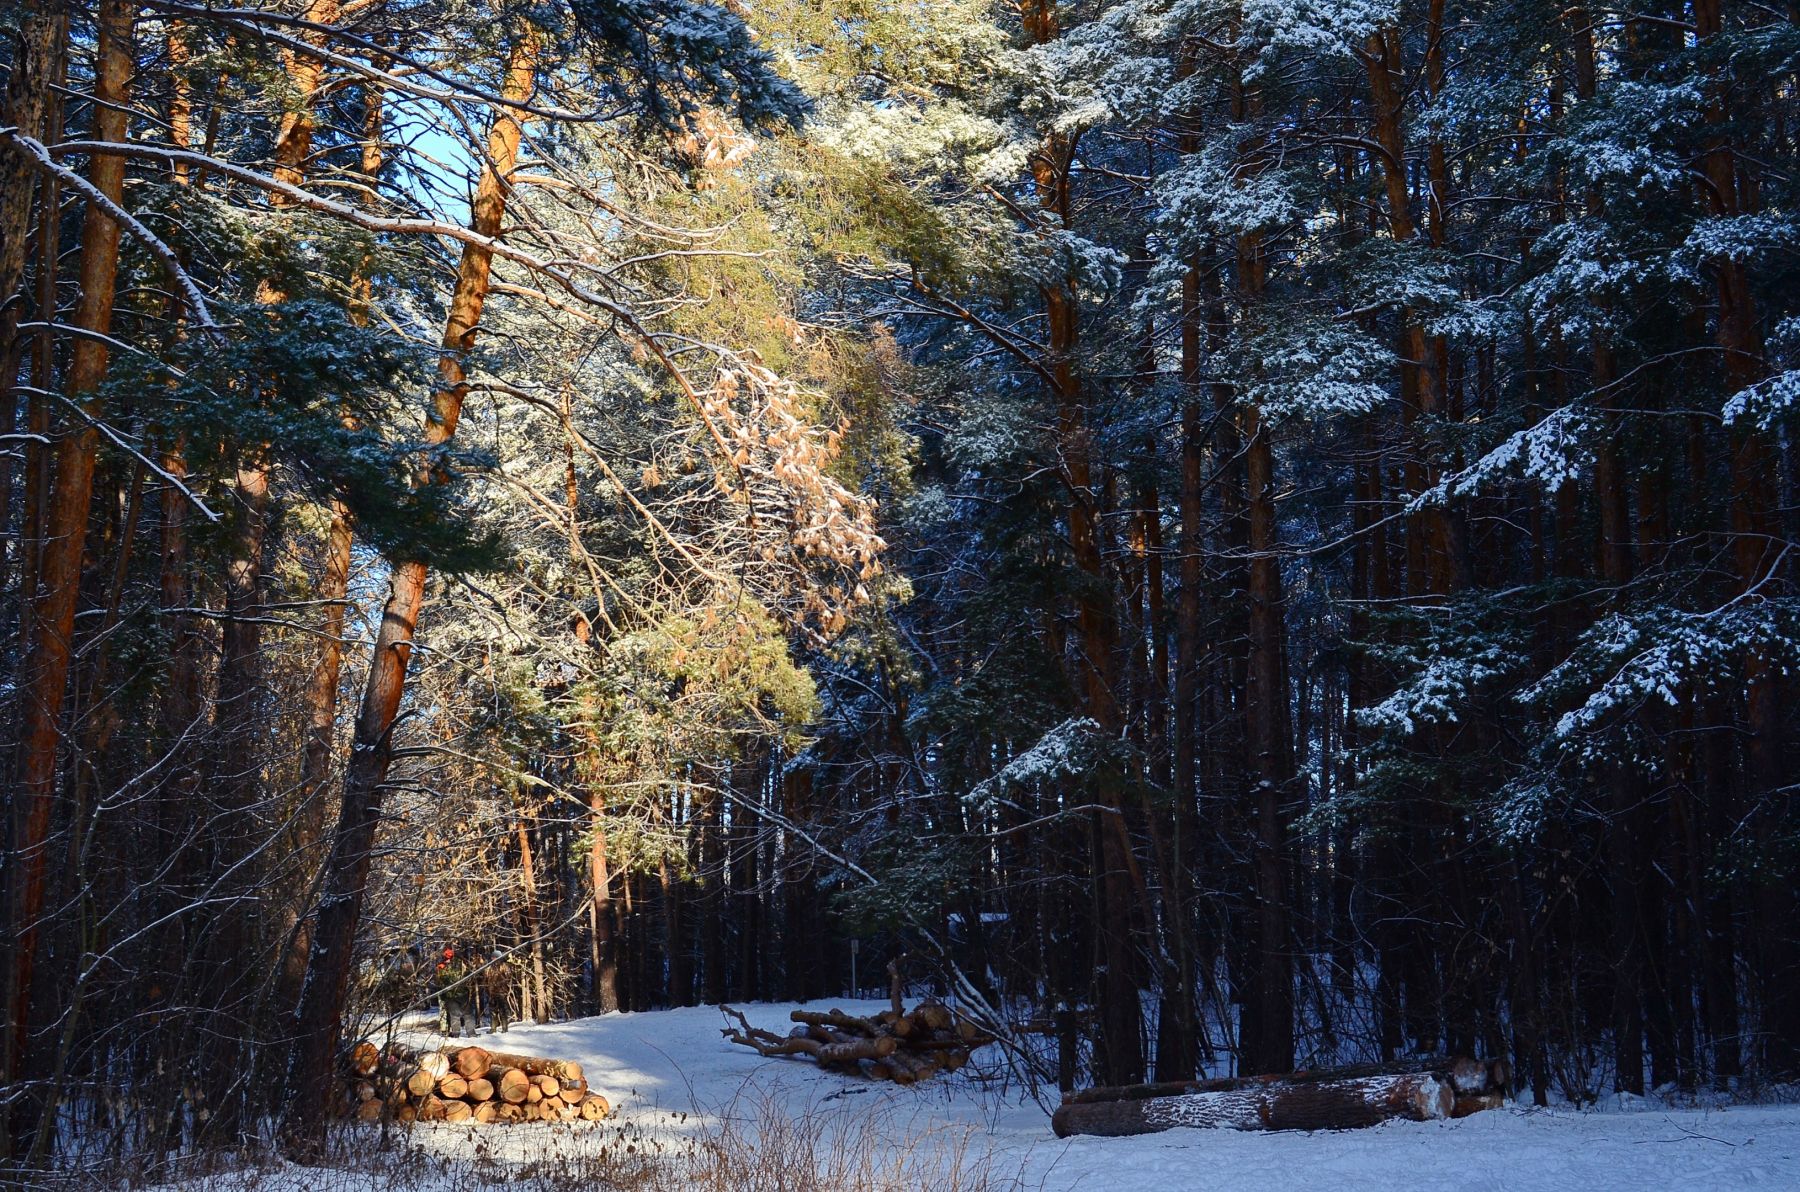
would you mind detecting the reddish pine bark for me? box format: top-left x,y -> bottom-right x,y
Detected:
5,0 -> 133,1092
284,30 -> 541,1148
281,74 -> 383,1005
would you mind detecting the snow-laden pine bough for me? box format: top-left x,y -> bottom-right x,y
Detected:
340,1042 -> 612,1126
1051,1056 -> 1512,1138
721,1001 -> 997,1085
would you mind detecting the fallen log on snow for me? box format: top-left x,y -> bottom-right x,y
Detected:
1063,1056 -> 1496,1105
1052,1071 -> 1453,1137
1452,1091 -> 1506,1117
1054,1056 -> 1509,1138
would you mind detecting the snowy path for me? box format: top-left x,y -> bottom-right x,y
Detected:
400,1001 -> 1800,1190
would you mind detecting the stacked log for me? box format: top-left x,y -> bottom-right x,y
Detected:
720,1001 -> 994,1084
342,1043 -> 611,1126
1052,1056 -> 1512,1138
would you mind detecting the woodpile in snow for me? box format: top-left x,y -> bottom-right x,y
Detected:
342,1042 -> 611,1125
720,998 -> 995,1084
1052,1055 -> 1512,1138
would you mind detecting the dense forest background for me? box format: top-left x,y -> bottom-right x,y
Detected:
2,0 -> 1797,1174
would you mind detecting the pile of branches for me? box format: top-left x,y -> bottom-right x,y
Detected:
1052,1056 -> 1513,1138
342,1042 -> 611,1125
721,997 -> 995,1085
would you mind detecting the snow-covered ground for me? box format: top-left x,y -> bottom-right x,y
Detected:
364,1000 -> 1800,1190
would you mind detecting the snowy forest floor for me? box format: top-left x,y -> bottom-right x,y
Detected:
158,1001 -> 1800,1191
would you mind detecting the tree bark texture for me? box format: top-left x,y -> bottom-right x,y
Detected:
284,29 -> 540,1148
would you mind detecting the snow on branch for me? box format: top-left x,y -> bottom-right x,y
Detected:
963,717 -> 1106,811
1241,320 -> 1392,423
1723,318 -> 1800,431
1407,404 -> 1594,512
1724,371 -> 1800,431
3,129 -> 223,336
1522,590 -> 1800,762
1357,634 -> 1517,737
1155,135 -> 1302,248
1240,0 -> 1399,76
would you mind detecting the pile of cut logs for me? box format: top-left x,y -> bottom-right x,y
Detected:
720,998 -> 994,1084
1053,1055 -> 1511,1138
343,1042 -> 611,1125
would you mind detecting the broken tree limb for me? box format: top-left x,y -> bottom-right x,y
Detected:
722,1005 -> 898,1064
1052,1072 -> 1454,1138
790,1007 -> 886,1035
723,1002 -> 983,1082
722,1004 -> 812,1052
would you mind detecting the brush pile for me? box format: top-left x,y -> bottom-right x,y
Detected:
342,1042 -> 611,1125
720,998 -> 994,1085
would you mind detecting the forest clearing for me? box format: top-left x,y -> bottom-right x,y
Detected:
155,1003 -> 1800,1190
4,0 -> 1800,1186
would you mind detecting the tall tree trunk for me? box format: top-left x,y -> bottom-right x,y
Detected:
515,809 -> 550,1022
1565,8 -> 1649,1093
4,0 -> 131,1119
279,73 -> 383,1008
142,35 -> 212,1122
736,767 -> 763,1002
0,0 -> 62,311
1171,276 -> 1208,1073
0,0 -> 63,569
1242,405 -> 1293,1074
1692,0 -> 1795,1079
699,779 -> 724,1006
1362,15 -> 1471,1063
1362,26 -> 1455,592
661,829 -> 688,1006
1020,0 -> 1143,1086
782,764 -> 815,1001
1240,386 -> 1294,1073
559,405 -> 621,1015
1223,49 -> 1295,1073
283,29 -> 541,1148
587,781 -> 620,1011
